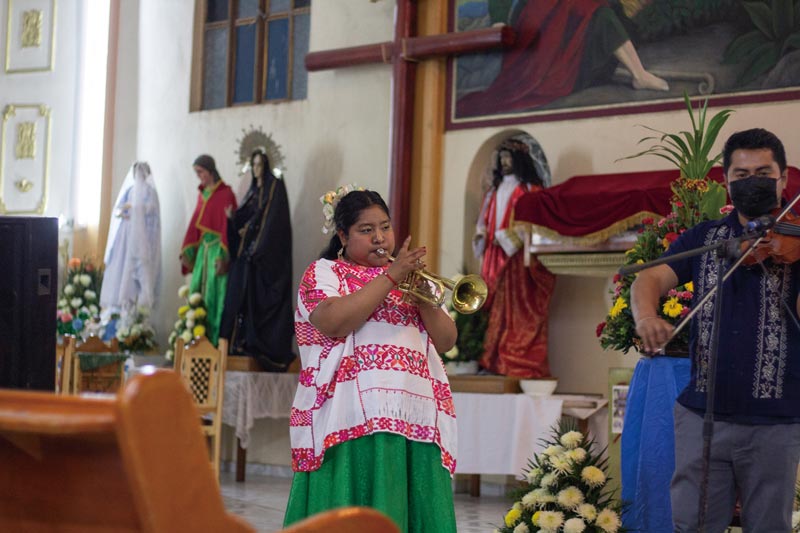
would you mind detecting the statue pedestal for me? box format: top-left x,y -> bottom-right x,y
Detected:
448,374 -> 521,394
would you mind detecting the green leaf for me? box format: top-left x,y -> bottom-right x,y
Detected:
743,0 -> 777,39
782,31 -> 800,53
738,41 -> 781,85
723,30 -> 768,64
698,182 -> 729,220
773,0 -> 793,39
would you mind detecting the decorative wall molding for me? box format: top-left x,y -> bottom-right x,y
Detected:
5,0 -> 57,73
0,103 -> 51,214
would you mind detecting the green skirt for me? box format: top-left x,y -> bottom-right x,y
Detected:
283,433 -> 456,533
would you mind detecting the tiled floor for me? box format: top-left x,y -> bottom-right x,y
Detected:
220,471 -> 511,532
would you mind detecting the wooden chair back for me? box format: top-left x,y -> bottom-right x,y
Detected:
175,336 -> 228,480
56,335 -> 76,394
69,336 -> 124,394
0,370 -> 254,532
281,507 -> 399,533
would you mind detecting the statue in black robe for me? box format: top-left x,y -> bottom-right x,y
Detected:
220,150 -> 295,371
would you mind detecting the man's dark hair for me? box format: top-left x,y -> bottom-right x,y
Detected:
319,190 -> 390,260
723,128 -> 786,173
492,145 -> 543,189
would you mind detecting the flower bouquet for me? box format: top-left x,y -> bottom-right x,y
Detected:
496,422 -> 625,533
597,94 -> 731,354
440,300 -> 488,370
56,257 -> 103,337
165,285 -> 208,361
116,306 -> 157,353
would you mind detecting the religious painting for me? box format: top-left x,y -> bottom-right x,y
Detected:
0,104 -> 51,214
4,0 -> 57,73
447,0 -> 800,129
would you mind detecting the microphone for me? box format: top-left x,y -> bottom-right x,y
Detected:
745,214 -> 776,233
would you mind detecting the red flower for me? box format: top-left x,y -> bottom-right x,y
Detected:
642,217 -> 654,225
61,313 -> 73,323
674,201 -> 684,207
720,204 -> 734,214
596,322 -> 606,337
613,273 -> 621,283
664,232 -> 679,243
85,263 -> 95,272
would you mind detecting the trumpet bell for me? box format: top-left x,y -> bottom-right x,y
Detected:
452,275 -> 488,314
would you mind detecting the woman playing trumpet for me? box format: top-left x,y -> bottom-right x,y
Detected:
283,188 -> 458,533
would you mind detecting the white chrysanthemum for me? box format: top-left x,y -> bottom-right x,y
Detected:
537,511 -> 564,530
181,330 -> 192,342
566,447 -> 587,463
80,274 -> 91,287
557,486 -> 584,509
550,455 -> 572,474
512,502 -> 522,511
70,297 -> 83,309
165,349 -> 174,361
168,332 -> 177,345
117,327 -> 130,338
64,284 -> 75,296
531,488 -> 555,507
576,503 -> 597,521
513,522 -> 529,533
539,472 -> 557,487
521,490 -> 538,509
560,430 -> 583,449
542,444 -> 564,457
595,509 -> 621,533
525,467 -> 542,484
186,309 -> 196,320
581,465 -> 606,487
131,325 -> 142,336
73,274 -> 80,284
83,290 -> 96,301
175,319 -> 183,329
137,306 -> 150,317
563,517 -> 586,533
89,304 -> 99,315
185,319 -> 195,328
178,285 -> 189,298
58,298 -> 67,307
189,293 -> 203,306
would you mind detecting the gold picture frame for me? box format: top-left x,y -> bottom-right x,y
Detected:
5,0 -> 57,73
0,104 -> 52,214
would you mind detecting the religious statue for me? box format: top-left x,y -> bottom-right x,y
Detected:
473,139 -> 555,377
220,149 -> 295,371
180,155 -> 237,345
100,161 -> 161,317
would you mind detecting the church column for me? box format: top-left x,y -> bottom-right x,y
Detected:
410,0 -> 447,273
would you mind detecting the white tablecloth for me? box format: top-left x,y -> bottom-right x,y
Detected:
222,372 -> 607,474
222,371 -> 298,448
453,393 -> 563,475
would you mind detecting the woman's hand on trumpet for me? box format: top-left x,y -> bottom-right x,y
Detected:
381,236 -> 426,283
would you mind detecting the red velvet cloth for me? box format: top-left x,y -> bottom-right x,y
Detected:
456,0 -> 606,117
180,181 -> 237,275
514,167 -> 800,237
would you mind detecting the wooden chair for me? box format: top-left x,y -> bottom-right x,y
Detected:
175,336 -> 228,480
55,335 -> 75,394
0,370 -> 255,532
281,507 -> 399,533
68,336 -> 123,394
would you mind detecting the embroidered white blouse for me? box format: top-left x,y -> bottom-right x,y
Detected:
290,258 -> 457,474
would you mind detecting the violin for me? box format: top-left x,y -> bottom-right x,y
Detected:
741,208 -> 800,265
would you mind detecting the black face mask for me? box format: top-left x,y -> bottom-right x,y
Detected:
728,176 -> 778,218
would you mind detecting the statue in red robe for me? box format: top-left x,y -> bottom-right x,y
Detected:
474,140 -> 555,377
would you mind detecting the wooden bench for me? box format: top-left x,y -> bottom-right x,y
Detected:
0,370 -> 255,532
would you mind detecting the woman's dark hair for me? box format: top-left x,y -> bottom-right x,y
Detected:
193,154 -> 221,183
240,149 -> 274,207
492,146 -> 543,189
320,190 -> 390,260
250,149 -> 271,180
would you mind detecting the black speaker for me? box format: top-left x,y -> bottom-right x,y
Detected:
0,216 -> 58,390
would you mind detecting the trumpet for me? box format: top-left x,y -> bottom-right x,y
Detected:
376,248 -> 488,314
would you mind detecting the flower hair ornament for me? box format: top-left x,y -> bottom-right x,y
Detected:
320,184 -> 365,234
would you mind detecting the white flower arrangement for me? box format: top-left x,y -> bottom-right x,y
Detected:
165,289 -> 209,362
498,422 -> 626,533
116,306 -> 157,353
319,184 -> 365,234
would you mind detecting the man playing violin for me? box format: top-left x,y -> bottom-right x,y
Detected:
631,128 -> 800,532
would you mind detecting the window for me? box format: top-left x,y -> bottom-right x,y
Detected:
191,0 -> 311,110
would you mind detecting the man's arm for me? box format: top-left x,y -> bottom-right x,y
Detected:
631,264 -> 679,353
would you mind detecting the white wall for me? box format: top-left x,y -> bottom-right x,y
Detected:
125,0 -> 395,346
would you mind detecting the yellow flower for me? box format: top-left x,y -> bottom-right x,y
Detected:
504,508 -> 522,527
193,325 -> 206,338
662,237 -> 671,250
178,305 -> 190,317
662,297 -> 683,318
581,465 -> 606,487
193,307 -> 207,319
684,281 -> 694,292
532,511 -> 541,526
609,297 -> 628,318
